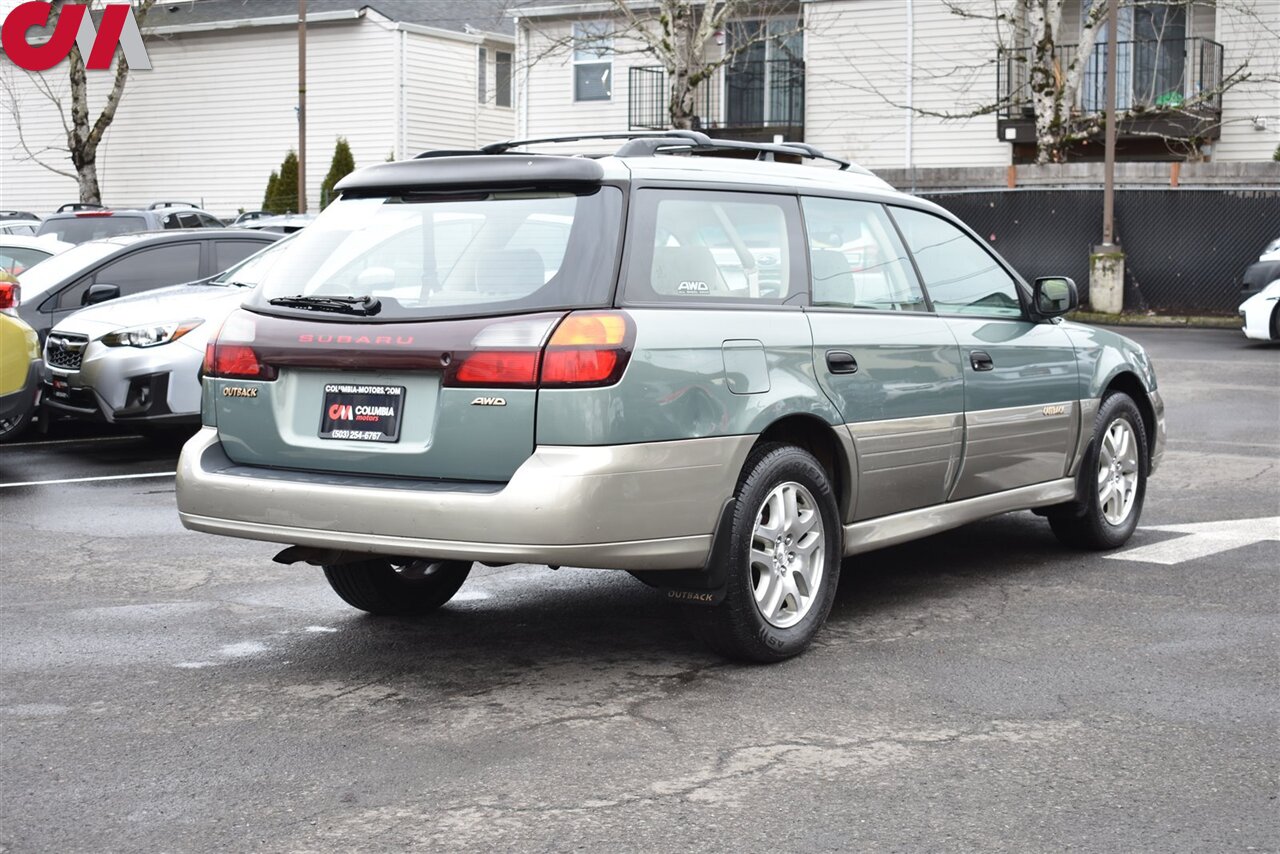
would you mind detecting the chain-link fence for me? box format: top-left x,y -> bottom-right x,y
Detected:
922,188 -> 1280,313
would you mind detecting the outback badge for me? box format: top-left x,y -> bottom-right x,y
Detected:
471,396 -> 506,406
222,386 -> 258,398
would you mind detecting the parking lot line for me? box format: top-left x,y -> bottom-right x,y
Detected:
0,471 -> 176,489
0,435 -> 145,449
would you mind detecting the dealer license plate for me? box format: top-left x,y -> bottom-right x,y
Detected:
318,383 -> 406,443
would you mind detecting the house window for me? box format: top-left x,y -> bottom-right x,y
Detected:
496,51 -> 512,107
1082,0 -> 1189,111
477,47 -> 487,103
573,22 -> 612,101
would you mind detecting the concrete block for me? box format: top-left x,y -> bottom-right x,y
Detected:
1089,247 -> 1126,314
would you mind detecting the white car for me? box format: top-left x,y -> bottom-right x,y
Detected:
42,236 -> 292,431
1239,278 -> 1279,342
0,235 -> 73,278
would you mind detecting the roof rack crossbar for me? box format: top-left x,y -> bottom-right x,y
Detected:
415,131 -> 857,172
609,136 -> 851,171
55,202 -> 107,213
451,131 -> 851,171
148,200 -> 198,210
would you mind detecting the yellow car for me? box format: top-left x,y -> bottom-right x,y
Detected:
1,273 -> 41,441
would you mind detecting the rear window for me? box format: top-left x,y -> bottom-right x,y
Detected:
250,188 -> 623,321
37,215 -> 149,244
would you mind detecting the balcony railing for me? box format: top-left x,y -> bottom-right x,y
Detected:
628,59 -> 805,139
997,37 -> 1224,121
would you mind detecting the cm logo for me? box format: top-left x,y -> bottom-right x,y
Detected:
1,2 -> 152,72
328,403 -> 355,421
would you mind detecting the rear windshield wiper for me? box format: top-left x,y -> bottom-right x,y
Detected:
267,294 -> 382,315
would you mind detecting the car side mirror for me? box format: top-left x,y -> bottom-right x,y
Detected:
1033,276 -> 1077,317
83,283 -> 121,306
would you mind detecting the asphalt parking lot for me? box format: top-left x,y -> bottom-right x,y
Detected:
1,326 -> 1276,853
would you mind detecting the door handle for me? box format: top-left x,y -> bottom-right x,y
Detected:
826,350 -> 858,374
970,350 -> 994,372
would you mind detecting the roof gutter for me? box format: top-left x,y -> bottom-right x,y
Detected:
509,1 -> 661,20
144,9 -> 362,37
391,22 -> 513,46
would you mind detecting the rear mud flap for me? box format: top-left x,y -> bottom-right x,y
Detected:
650,498 -> 736,607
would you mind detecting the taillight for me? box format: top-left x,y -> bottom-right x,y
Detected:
541,311 -> 633,388
442,311 -> 633,389
0,280 -> 18,310
201,311 -> 277,380
452,350 -> 541,387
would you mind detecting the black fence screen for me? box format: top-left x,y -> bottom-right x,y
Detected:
922,189 -> 1280,313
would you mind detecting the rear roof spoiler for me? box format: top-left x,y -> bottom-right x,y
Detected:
336,155 -> 605,195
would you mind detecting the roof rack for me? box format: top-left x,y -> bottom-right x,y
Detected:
55,202 -> 107,213
0,210 -> 38,220
148,200 -> 198,210
422,131 -> 853,171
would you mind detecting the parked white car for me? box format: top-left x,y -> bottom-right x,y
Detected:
1239,278 -> 1279,342
0,235 -> 73,278
42,236 -> 293,432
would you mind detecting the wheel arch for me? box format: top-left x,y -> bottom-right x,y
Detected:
1101,370 -> 1156,465
751,413 -> 853,522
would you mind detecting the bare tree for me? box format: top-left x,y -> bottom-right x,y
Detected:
1,0 -> 158,203
519,0 -> 803,131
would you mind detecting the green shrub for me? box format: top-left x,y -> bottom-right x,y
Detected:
320,137 -> 356,208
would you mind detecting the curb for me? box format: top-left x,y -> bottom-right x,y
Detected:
1066,311 -> 1240,330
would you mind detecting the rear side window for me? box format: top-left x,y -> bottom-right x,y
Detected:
890,207 -> 1024,318
214,239 -> 271,273
802,197 -> 928,312
37,215 -> 148,243
625,190 -> 802,304
0,246 -> 51,276
58,242 -> 202,308
251,188 -> 623,321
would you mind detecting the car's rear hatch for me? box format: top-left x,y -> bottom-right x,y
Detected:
205,161 -> 625,483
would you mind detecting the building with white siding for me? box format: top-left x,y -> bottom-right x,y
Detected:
1,0 -> 516,217
511,0 -> 1280,169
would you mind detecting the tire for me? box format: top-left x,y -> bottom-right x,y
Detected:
1048,392 -> 1149,550
682,443 -> 841,662
1270,304 -> 1279,342
323,558 -> 472,616
0,394 -> 35,444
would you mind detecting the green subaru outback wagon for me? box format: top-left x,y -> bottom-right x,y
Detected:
177,132 -> 1165,661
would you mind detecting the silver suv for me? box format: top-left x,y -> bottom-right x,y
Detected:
176,132 -> 1165,661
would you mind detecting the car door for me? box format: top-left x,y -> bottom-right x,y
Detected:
889,206 -> 1079,501
44,241 -> 203,330
801,196 -> 966,521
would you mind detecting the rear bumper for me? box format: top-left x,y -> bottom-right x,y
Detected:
176,427 -> 753,570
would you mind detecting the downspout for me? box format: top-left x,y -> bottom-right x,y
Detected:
519,23 -> 529,138
905,0 -> 915,192
396,28 -> 406,159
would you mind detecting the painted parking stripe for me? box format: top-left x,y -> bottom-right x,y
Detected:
1106,516 -> 1280,565
0,471 -> 176,489
0,435 -> 144,448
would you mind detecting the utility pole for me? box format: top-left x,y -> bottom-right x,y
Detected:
297,0 -> 307,214
1090,0 -> 1125,314
1102,0 -> 1117,246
